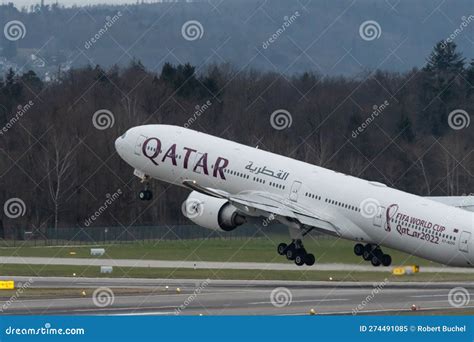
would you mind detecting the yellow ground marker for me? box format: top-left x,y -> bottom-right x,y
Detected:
392,267 -> 406,276
0,281 -> 14,290
392,265 -> 420,276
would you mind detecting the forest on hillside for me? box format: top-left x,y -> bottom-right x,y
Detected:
1,0 -> 473,75
0,41 -> 473,236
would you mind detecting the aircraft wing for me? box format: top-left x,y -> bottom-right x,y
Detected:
427,196 -> 474,212
183,180 -> 346,237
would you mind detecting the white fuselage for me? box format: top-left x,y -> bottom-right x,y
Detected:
115,124 -> 474,267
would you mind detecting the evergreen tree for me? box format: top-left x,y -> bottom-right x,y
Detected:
420,41 -> 465,136
423,41 -> 465,73
161,62 -> 176,85
2,68 -> 22,101
466,59 -> 474,98
21,70 -> 43,90
397,114 -> 415,143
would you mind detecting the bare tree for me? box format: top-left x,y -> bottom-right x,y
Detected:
42,134 -> 77,231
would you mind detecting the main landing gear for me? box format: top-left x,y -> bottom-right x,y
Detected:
354,243 -> 392,267
277,240 -> 315,266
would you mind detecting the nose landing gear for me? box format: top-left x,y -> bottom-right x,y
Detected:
354,243 -> 392,267
139,189 -> 153,201
277,240 -> 316,266
138,174 -> 153,201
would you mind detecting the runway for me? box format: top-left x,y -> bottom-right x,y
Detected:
0,276 -> 472,316
2,256 -> 474,273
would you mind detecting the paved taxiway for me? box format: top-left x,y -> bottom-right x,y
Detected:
2,256 -> 474,273
0,276 -> 472,316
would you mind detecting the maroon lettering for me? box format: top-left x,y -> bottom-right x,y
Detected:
162,144 -> 177,166
213,157 -> 229,179
183,147 -> 197,169
193,153 -> 209,175
142,137 -> 161,165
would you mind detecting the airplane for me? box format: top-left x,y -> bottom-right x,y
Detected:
115,124 -> 474,268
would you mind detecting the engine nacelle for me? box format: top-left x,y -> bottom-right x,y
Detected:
182,191 -> 246,231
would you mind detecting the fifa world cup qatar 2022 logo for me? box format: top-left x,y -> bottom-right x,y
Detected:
384,204 -> 399,232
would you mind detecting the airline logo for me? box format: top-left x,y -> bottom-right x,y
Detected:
141,137 -> 229,179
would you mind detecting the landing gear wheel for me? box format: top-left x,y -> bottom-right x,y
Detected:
371,256 -> 381,267
381,254 -> 392,267
354,243 -> 364,256
286,246 -> 296,260
362,251 -> 371,261
304,253 -> 315,266
373,248 -> 383,258
139,190 -> 152,201
279,239 -> 315,265
277,243 -> 288,256
295,253 -> 305,266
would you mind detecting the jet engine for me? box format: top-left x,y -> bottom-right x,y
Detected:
182,191 -> 246,231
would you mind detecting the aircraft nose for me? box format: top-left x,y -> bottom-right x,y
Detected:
115,136 -> 122,151
115,133 -> 126,156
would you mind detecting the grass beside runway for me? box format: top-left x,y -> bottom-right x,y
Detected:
0,263 -> 471,282
0,287 -> 155,299
0,237 -> 439,267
